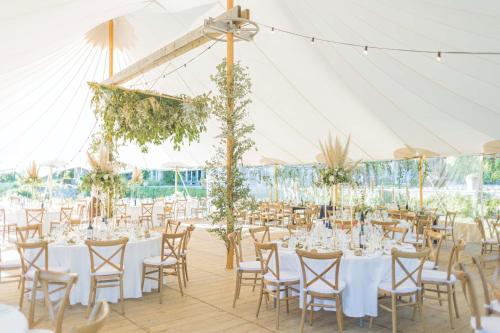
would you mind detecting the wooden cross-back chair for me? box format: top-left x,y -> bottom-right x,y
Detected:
371,220 -> 398,229
406,217 -> 432,248
191,198 -> 207,218
334,220 -> 353,234
229,231 -> 262,308
16,224 -> 42,242
249,226 -> 271,244
157,202 -> 175,224
72,301 -> 110,333
50,207 -> 73,233
277,203 -> 293,226
28,270 -> 78,333
372,248 -> 430,333
422,239 -> 465,328
175,200 -> 187,220
142,231 -> 185,303
139,202 -> 154,229
423,229 -> 444,270
296,250 -> 345,333
114,203 -> 130,226
383,226 -> 408,242
255,242 -> 299,329
25,208 -> 45,225
164,219 -> 181,234
472,253 -> 500,315
433,211 -> 457,244
287,223 -> 312,236
475,218 -> 499,254
179,225 -> 195,287
16,240 -> 48,309
85,237 -> 128,315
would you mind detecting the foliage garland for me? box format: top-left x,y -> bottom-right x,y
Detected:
206,59 -> 255,257
88,83 -> 209,152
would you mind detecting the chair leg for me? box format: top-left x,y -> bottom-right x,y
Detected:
300,293 -> 307,333
285,286 -> 289,313
452,285 -> 459,318
87,278 -> 96,317
233,271 -> 240,308
252,273 -> 257,291
120,276 -> 125,315
336,295 -> 344,333
18,277 -> 25,310
158,266 -> 164,304
276,288 -> 281,329
256,282 -> 264,318
437,285 -> 443,306
182,260 -> 187,288
447,285 -> 454,328
176,264 -> 184,296
391,293 -> 397,333
184,257 -> 189,282
141,264 -> 146,292
310,296 -> 314,325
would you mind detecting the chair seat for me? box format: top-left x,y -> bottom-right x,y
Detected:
306,280 -> 346,294
487,300 -> 500,314
143,256 -> 177,266
405,237 -> 424,245
238,261 -> 261,272
422,269 -> 456,284
29,329 -> 54,333
91,264 -> 123,276
432,225 -> 452,231
423,260 -> 437,270
0,258 -> 21,269
26,266 -> 68,279
379,280 -> 419,294
471,316 -> 500,333
483,239 -> 498,245
264,271 -> 300,283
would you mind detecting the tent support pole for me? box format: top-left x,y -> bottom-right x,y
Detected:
418,156 -> 424,209
108,20 -> 114,77
274,164 -> 279,202
175,167 -> 178,195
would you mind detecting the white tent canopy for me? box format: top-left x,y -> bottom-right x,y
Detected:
1,0 -> 499,170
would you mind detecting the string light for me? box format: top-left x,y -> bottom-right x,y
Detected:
436,51 -> 442,62
256,21 -> 500,57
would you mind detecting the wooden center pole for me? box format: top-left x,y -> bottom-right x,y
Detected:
226,0 -> 235,269
107,19 -> 115,218
418,156 -> 424,209
108,20 -> 114,77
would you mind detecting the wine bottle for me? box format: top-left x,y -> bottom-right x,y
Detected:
87,220 -> 94,240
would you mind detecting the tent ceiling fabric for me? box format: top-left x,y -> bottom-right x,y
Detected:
1,0 -> 499,170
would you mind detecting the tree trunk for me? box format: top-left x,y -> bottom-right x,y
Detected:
226,241 -> 234,269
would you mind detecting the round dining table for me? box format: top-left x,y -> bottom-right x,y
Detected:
45,232 -> 162,305
0,303 -> 29,333
275,242 -> 417,318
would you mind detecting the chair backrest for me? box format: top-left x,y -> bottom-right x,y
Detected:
114,204 -> 127,217
384,226 -> 408,242
460,269 -> 484,330
71,301 -> 109,333
475,218 -> 488,240
424,229 -> 444,266
59,207 -> 73,223
249,226 -> 270,243
16,224 -> 42,242
176,200 -> 187,217
472,253 -> 500,315
141,203 -> 154,218
228,231 -> 243,268
390,248 -> 430,291
29,270 -> 78,333
85,238 -> 128,274
16,241 -> 48,276
25,208 -> 45,225
161,232 -> 185,262
334,220 -> 353,233
446,239 -> 465,280
255,242 -> 280,280
182,225 -> 195,252
297,250 -> 343,292
164,219 -> 181,234
372,220 -> 398,229
444,211 -> 457,229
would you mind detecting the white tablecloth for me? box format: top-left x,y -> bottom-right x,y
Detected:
276,244 -> 416,318
0,304 -> 28,333
47,235 -> 162,305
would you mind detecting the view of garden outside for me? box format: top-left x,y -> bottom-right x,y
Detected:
1,155 -> 498,220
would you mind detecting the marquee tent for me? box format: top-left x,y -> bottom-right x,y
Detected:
1,0 -> 499,170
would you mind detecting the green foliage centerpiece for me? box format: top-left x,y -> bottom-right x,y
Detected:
23,161 -> 42,200
206,59 -> 255,269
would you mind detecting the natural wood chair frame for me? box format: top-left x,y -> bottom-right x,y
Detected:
25,208 -> 45,225
179,225 -> 195,287
141,231 -> 185,303
383,226 -> 408,242
190,198 -> 207,218
164,219 -> 181,234
423,229 -> 444,269
422,239 -> 464,328
296,249 -> 344,333
114,204 -> 130,226
229,231 -> 262,308
371,220 -> 398,229
71,300 -> 110,333
432,211 -> 456,245
139,203 -> 154,229
372,248 -> 430,333
334,220 -> 353,233
249,226 -> 271,243
50,207 -> 74,233
175,200 -> 187,220
476,218 -> 499,254
85,237 -> 128,315
16,223 -> 42,242
255,242 -> 299,329
157,202 -> 175,224
472,253 -> 500,315
287,223 -> 312,236
16,240 -> 48,309
28,270 -> 78,333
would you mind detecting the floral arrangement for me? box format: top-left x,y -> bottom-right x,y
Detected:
130,167 -> 144,185
80,145 -> 125,196
23,161 -> 42,185
318,133 -> 360,186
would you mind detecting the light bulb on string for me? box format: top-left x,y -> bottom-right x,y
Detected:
311,37 -> 315,45
363,46 -> 368,55
271,27 -> 275,34
436,51 -> 442,62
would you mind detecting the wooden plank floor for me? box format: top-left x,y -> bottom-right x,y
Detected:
0,221 -> 483,332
